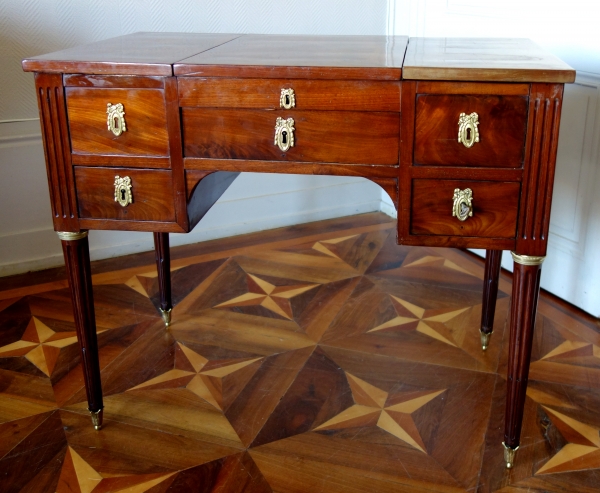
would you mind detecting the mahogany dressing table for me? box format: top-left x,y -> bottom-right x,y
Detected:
21,33 -> 575,468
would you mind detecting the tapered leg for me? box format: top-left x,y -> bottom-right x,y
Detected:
480,249 -> 503,350
153,232 -> 172,326
503,252 -> 545,468
58,231 -> 103,430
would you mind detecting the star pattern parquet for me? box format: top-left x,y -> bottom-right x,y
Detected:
0,213 -> 599,492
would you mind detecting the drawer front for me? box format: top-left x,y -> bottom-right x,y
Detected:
75,167 -> 175,222
66,88 -> 170,157
178,78 -> 401,111
182,108 -> 399,165
411,179 -> 520,237
414,94 -> 528,167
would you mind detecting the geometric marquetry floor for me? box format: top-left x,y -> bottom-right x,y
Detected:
1,212 -> 600,493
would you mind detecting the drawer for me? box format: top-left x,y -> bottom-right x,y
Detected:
66,88 -> 170,157
414,94 -> 528,167
182,108 -> 399,165
178,78 -> 401,111
75,167 -> 175,222
411,179 -> 520,237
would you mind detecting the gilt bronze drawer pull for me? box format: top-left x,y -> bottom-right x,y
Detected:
458,112 -> 479,148
107,102 -> 126,137
274,117 -> 295,152
280,88 -> 295,109
114,175 -> 133,207
452,188 -> 473,221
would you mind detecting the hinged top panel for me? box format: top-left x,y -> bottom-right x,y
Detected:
174,35 -> 409,80
403,38 -> 575,83
22,32 -> 241,76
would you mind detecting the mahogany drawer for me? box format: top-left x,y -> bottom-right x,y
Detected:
66,88 -> 170,157
414,94 -> 528,167
411,179 -> 520,237
182,108 -> 400,165
178,78 -> 401,111
74,167 -> 175,222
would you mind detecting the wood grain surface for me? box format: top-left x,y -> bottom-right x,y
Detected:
410,179 -> 520,237
414,94 -> 529,167
403,38 -> 576,83
182,108 -> 400,165
66,87 -> 170,157
74,167 -> 176,222
1,213 -> 598,493
174,35 -> 408,80
178,78 -> 401,111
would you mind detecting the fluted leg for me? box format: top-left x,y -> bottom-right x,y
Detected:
502,252 -> 544,468
153,232 -> 172,326
480,249 -> 502,350
58,231 -> 103,430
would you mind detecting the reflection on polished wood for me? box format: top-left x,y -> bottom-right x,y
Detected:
1,213 -> 599,492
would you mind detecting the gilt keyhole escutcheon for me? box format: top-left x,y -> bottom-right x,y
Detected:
458,112 -> 479,148
274,117 -> 295,152
452,188 -> 473,221
107,102 -> 126,137
114,175 -> 133,207
280,88 -> 296,109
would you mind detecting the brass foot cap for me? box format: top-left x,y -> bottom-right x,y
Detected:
160,308 -> 172,327
502,442 -> 518,469
480,329 -> 493,351
89,408 -> 103,431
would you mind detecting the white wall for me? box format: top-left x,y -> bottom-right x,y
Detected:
0,0 -> 394,276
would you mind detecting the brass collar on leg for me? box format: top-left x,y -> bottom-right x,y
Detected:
57,231 -> 88,241
502,442 -> 519,469
510,252 -> 545,266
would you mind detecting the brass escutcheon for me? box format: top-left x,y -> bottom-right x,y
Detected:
107,102 -> 126,137
280,88 -> 296,109
452,188 -> 473,221
274,117 -> 295,152
458,112 -> 479,148
114,175 -> 133,207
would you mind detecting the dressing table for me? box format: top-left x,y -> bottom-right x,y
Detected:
22,33 -> 575,468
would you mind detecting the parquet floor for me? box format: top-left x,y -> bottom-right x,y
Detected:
1,213 -> 600,493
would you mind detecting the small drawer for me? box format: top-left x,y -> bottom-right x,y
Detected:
66,88 -> 170,157
411,179 -> 520,238
75,167 -> 175,222
414,94 -> 528,167
178,78 -> 401,112
182,108 -> 399,165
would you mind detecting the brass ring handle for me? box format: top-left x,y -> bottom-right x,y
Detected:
280,88 -> 295,109
107,102 -> 126,137
458,112 -> 479,148
274,117 -> 295,152
452,188 -> 473,221
114,175 -> 133,207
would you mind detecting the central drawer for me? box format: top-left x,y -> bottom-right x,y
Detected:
182,108 -> 400,165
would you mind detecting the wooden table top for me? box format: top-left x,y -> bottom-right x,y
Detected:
22,33 -> 574,83
403,37 -> 575,83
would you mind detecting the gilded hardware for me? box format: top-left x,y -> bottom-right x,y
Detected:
114,175 -> 133,208
274,117 -> 295,152
280,88 -> 296,109
56,231 -> 88,241
452,188 -> 473,222
458,112 -> 480,148
480,329 -> 492,351
89,408 -> 103,431
106,102 -> 126,137
510,252 -> 546,266
502,442 -> 518,469
160,308 -> 172,327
